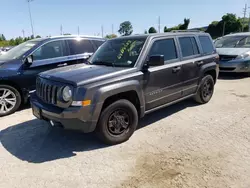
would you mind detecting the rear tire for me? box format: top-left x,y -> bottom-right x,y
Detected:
0,85 -> 21,117
96,99 -> 138,145
194,75 -> 214,104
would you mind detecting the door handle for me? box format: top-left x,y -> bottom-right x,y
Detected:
196,61 -> 204,66
57,63 -> 67,67
172,66 -> 181,73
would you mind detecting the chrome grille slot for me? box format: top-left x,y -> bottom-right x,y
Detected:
36,77 -> 60,105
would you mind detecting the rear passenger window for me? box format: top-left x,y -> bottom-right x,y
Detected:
92,40 -> 105,49
179,37 -> 199,57
199,36 -> 214,55
149,39 -> 177,62
67,39 -> 94,55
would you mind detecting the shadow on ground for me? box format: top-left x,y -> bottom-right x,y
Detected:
0,99 -> 197,163
218,72 -> 249,80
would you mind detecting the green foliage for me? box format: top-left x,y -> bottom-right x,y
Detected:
118,21 -> 133,36
63,33 -> 71,36
0,34 -> 6,41
206,13 -> 243,38
144,30 -> 148,34
105,34 -> 117,39
0,35 -> 41,47
148,27 -> 157,33
164,18 -> 190,32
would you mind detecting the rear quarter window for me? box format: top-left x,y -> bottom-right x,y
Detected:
198,36 -> 215,55
67,39 -> 94,55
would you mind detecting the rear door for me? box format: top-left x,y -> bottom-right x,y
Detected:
66,38 -> 95,64
177,35 -> 201,96
143,37 -> 183,110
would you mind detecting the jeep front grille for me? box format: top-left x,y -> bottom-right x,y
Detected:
36,78 -> 59,104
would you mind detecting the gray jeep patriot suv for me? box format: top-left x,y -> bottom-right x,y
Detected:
31,32 -> 219,144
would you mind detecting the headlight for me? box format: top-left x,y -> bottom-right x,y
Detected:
62,86 -> 72,102
236,51 -> 250,59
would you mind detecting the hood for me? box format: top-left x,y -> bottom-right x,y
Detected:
0,59 -> 22,70
216,48 -> 250,56
40,64 -> 129,86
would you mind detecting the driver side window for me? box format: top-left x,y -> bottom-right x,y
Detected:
149,38 -> 178,64
32,40 -> 64,61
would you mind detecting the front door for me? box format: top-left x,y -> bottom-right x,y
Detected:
20,40 -> 68,91
143,37 -> 183,110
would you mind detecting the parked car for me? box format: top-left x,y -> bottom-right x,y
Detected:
0,35 -> 105,116
31,32 -> 219,144
215,32 -> 250,75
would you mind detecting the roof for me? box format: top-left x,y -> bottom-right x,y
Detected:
110,32 -> 209,40
49,35 -> 105,40
226,32 -> 250,37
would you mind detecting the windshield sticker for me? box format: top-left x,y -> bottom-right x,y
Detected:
117,40 -> 132,59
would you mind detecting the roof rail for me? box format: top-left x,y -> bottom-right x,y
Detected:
170,30 -> 204,33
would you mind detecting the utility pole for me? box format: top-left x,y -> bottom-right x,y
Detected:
27,0 -> 35,37
243,4 -> 247,31
112,24 -> 114,34
248,12 -> 250,32
158,16 -> 161,33
101,25 -> 104,38
22,30 -> 25,38
60,25 -> 63,35
78,26 -> 80,35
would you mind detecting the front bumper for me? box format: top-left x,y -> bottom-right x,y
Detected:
30,94 -> 103,133
219,60 -> 250,72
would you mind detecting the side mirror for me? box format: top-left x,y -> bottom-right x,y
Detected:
25,55 -> 33,64
148,55 -> 165,66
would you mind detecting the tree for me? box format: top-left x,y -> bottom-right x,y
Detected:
144,30 -> 148,34
36,35 -> 41,38
0,34 -> 6,41
179,18 -> 190,30
148,27 -> 157,33
105,34 -> 117,39
206,13 -> 242,38
118,21 -> 133,36
63,33 -> 71,36
164,18 -> 190,32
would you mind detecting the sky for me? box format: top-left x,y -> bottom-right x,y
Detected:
1,0 -> 248,39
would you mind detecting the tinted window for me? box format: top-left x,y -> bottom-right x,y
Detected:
68,39 -> 94,55
179,37 -> 199,57
33,40 -> 64,60
199,36 -> 215,54
149,39 -> 177,62
92,40 -> 105,48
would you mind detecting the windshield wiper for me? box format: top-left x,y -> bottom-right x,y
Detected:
92,61 -> 115,67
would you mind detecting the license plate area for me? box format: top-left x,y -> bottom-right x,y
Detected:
32,105 -> 41,119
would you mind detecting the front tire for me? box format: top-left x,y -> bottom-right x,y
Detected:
96,99 -> 138,145
194,75 -> 215,104
0,85 -> 21,117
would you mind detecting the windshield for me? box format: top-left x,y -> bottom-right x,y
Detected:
0,41 -> 39,61
90,37 -> 146,67
215,35 -> 250,48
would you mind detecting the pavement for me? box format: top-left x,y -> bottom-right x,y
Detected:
1,74 -> 250,188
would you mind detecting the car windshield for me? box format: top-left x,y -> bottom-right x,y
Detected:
215,35 -> 250,48
0,40 -> 39,61
90,37 -> 146,67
